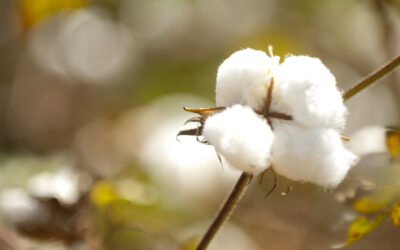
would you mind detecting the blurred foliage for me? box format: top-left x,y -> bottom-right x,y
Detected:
352,188 -> 397,214
345,128 -> 400,245
386,130 -> 400,156
346,213 -> 387,245
389,202 -> 400,225
183,236 -> 198,250
136,60 -> 218,103
18,0 -> 87,30
386,0 -> 400,12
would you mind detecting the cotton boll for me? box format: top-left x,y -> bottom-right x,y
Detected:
0,188 -> 41,223
27,168 -> 80,206
203,105 -> 274,174
272,123 -> 359,187
216,48 -> 279,111
273,56 -> 347,130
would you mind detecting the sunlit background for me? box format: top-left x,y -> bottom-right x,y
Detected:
0,0 -> 400,249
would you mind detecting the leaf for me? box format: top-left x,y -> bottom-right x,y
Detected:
90,181 -> 120,206
183,236 -> 199,250
390,202 -> 400,226
18,0 -> 87,30
346,214 -> 387,244
386,130 -> 400,157
352,191 -> 395,214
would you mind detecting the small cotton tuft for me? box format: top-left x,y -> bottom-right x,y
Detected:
203,105 -> 274,174
216,48 -> 280,111
273,56 -> 347,130
272,123 -> 359,187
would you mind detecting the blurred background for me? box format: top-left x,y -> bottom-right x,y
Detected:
0,0 -> 400,249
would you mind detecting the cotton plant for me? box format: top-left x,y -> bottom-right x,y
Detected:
181,48 -> 357,187
178,47 -> 400,250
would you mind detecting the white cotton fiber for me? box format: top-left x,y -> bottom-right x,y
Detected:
271,123 -> 359,187
348,126 -> 388,156
204,48 -> 356,187
273,56 -> 347,130
203,105 -> 274,174
216,48 -> 280,111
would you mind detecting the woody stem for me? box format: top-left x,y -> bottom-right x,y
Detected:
195,172 -> 252,250
343,54 -> 400,100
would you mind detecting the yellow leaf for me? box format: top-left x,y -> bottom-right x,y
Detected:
390,202 -> 400,226
352,191 -> 395,214
346,214 -> 387,244
386,130 -> 400,157
183,236 -> 199,250
18,0 -> 87,30
91,180 -> 119,206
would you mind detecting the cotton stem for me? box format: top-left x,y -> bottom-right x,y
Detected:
195,172 -> 252,250
343,54 -> 400,100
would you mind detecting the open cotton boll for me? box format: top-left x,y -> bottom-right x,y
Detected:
273,56 -> 347,130
28,168 -> 80,206
203,105 -> 274,174
272,123 -> 359,187
216,48 -> 279,111
0,188 -> 41,223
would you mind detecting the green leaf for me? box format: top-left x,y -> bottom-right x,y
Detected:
346,214 -> 387,244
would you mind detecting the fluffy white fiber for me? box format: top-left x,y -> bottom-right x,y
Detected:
216,48 -> 280,111
0,188 -> 41,222
272,123 -> 358,187
348,126 -> 388,156
273,56 -> 347,130
202,48 -> 358,187
203,105 -> 274,174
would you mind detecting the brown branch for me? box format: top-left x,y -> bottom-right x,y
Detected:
343,54 -> 400,101
195,172 -> 251,250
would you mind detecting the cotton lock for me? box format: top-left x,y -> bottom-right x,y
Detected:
272,56 -> 347,130
203,105 -> 274,174
272,122 -> 358,187
216,48 -> 279,112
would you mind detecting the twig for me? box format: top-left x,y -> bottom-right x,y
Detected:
195,172 -> 252,250
343,54 -> 400,100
